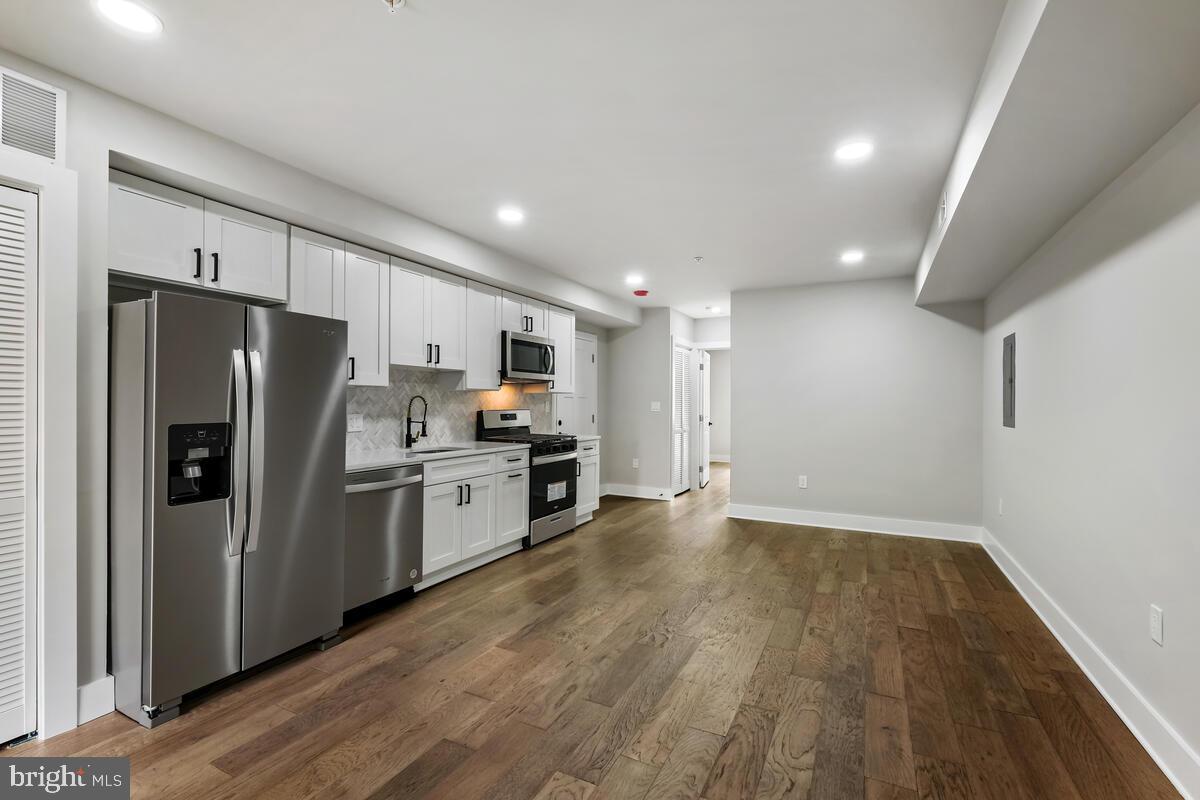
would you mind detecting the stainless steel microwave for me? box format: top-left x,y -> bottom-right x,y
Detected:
502,330 -> 555,383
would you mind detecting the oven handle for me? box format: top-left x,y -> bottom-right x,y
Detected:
532,451 -> 578,466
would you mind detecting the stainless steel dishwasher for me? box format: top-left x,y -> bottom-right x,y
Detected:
344,463 -> 424,611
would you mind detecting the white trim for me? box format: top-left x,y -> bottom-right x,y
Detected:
710,454 -> 730,463
982,528 -> 1199,800
693,339 -> 730,351
415,541 -> 524,591
725,503 -> 982,543
605,484 -> 673,501
599,483 -> 611,497
76,675 -> 114,725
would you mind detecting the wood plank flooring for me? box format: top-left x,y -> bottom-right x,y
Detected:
5,464 -> 1181,800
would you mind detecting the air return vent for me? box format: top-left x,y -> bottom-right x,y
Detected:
0,67 -> 65,164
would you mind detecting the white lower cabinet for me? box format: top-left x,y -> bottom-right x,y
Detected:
422,481 -> 462,574
577,454 -> 600,521
459,475 -> 497,559
496,469 -> 529,544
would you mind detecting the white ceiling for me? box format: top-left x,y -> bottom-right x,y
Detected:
0,0 -> 1004,319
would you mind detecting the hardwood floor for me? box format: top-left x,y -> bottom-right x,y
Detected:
7,464 -> 1180,799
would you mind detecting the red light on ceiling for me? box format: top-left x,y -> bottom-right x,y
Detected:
633,289 -> 649,297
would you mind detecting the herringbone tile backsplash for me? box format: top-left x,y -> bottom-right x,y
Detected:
347,366 -> 553,460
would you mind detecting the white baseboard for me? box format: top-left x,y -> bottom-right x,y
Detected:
982,529 -> 1199,800
604,484 -> 673,501
77,674 -> 114,725
725,503 -> 982,543
599,483 -> 611,497
710,454 -> 730,463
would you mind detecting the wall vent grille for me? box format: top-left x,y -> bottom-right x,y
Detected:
0,68 -> 64,163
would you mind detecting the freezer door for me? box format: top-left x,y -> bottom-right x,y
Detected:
145,292 -> 247,707
242,307 -> 347,667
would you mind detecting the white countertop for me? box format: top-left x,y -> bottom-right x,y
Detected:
575,434 -> 601,443
347,441 -> 530,474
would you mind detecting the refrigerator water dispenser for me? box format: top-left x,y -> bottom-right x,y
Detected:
166,422 -> 231,505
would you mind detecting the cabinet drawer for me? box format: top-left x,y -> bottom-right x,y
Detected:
494,450 -> 529,471
577,441 -> 600,458
424,454 -> 496,486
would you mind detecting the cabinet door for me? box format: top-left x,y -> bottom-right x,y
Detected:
577,456 -> 600,516
575,334 -> 598,434
203,199 -> 288,301
501,292 -> 526,332
496,469 -> 529,544
555,395 -> 576,436
288,228 -> 345,319
390,258 -> 430,368
547,306 -> 574,394
526,300 -> 549,337
345,244 -> 390,386
108,171 -> 205,285
461,281 -> 502,390
460,474 -> 496,559
428,269 -> 467,371
423,482 -> 461,574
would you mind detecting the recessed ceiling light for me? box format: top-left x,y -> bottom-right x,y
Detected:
625,274 -> 644,286
834,139 -> 874,163
840,249 -> 865,265
496,206 -> 525,225
707,306 -> 722,314
95,0 -> 163,35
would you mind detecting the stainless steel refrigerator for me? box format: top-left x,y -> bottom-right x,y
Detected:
110,292 -> 347,727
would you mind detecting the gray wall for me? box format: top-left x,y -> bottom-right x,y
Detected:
604,308 -> 673,494
707,349 -> 732,459
983,101 -> 1200,754
731,279 -> 982,525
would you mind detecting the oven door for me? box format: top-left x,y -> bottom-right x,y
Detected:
530,451 -> 576,520
503,331 -> 555,382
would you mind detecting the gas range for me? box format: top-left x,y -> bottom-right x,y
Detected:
476,409 -> 577,546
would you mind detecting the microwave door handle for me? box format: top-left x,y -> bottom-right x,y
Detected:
246,350 -> 266,553
543,345 -> 554,376
229,349 -> 249,557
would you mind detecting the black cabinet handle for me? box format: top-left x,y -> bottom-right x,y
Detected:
348,357 -> 355,380
435,344 -> 441,365
577,462 -> 581,477
426,343 -> 432,364
211,252 -> 220,282
508,473 -> 522,478
193,248 -> 202,279
457,485 -> 462,506
465,483 -> 471,504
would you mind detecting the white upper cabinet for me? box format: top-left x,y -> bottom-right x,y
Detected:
345,244 -> 390,386
109,172 -> 287,301
109,171 -> 205,287
427,270 -> 466,370
288,227 -> 345,319
390,258 -> 466,371
459,281 -> 502,391
203,200 -> 288,301
547,305 -> 575,394
390,258 -> 430,368
501,291 -> 549,337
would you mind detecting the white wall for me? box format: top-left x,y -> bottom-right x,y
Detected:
694,316 -> 731,347
730,279 -> 982,530
982,101 -> 1200,793
707,349 -> 731,460
604,309 -> 673,496
670,308 -> 695,344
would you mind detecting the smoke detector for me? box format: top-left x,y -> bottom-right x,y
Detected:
381,0 -> 406,11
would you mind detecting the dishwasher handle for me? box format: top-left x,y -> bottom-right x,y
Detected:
346,475 -> 424,494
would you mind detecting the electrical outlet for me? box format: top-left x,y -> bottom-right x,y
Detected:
632,458 -> 640,469
650,401 -> 661,412
798,475 -> 808,489
347,413 -> 364,433
1149,604 -> 1164,646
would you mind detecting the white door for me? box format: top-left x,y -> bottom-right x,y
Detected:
699,351 -> 711,488
671,344 -> 691,495
108,170 -> 204,286
422,482 -> 461,573
547,306 -> 574,394
526,300 -> 549,337
202,199 -> 288,301
495,469 -> 529,544
574,333 -> 597,435
389,258 -> 430,368
577,456 -> 600,517
459,475 -> 496,559
0,185 -> 37,743
345,245 -> 390,386
288,228 -> 345,319
427,269 -> 466,371
461,281 -> 501,390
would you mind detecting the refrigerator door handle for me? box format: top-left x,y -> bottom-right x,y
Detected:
230,349 -> 249,557
246,349 -> 266,553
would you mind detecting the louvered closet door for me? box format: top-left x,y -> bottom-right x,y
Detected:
671,345 -> 691,495
0,185 -> 36,744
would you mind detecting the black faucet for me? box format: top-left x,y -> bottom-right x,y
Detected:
405,395 -> 428,448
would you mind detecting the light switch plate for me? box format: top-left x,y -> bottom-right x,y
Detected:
650,401 -> 661,412
632,458 -> 640,469
1150,604 -> 1164,646
798,475 -> 808,489
347,413 -> 364,433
